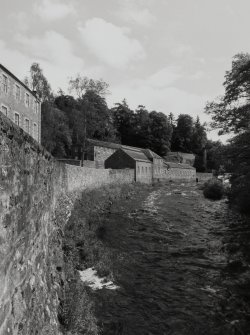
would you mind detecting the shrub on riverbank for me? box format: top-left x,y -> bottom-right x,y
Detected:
203,179 -> 225,200
229,173 -> 250,214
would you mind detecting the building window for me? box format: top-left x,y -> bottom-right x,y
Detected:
16,85 -> 21,100
14,113 -> 20,126
3,74 -> 8,93
145,167 -> 147,173
25,93 -> 30,107
1,105 -> 8,116
25,118 -> 30,133
142,166 -> 144,174
33,123 -> 38,140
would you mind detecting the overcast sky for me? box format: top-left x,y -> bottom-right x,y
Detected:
1,0 -> 250,141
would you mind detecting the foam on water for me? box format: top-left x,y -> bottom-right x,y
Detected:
79,268 -> 119,290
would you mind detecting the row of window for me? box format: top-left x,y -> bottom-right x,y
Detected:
1,104 -> 38,139
137,165 -> 152,174
1,73 -> 39,112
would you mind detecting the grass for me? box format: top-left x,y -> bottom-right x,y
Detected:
60,183 -> 141,335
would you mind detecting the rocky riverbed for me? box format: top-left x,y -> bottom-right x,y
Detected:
62,182 -> 250,335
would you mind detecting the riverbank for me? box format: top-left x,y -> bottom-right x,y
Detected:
61,181 -> 250,335
59,183 -> 153,334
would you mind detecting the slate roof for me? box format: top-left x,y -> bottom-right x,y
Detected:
87,138 -> 161,161
142,149 -> 162,160
87,138 -> 121,150
122,148 -> 151,163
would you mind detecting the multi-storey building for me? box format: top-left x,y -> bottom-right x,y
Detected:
0,64 -> 41,143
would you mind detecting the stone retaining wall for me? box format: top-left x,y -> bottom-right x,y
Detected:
156,167 -> 196,182
0,112 -> 133,335
196,172 -> 213,182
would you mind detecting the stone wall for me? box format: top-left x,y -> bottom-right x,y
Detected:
57,158 -> 81,166
82,160 -> 96,168
157,167 -> 196,181
136,161 -> 153,184
94,145 -> 116,169
0,112 -> 134,335
196,172 -> 213,182
66,165 -> 134,193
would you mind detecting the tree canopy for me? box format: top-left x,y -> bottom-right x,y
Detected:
24,63 -> 52,102
205,52 -> 250,213
205,53 -> 250,134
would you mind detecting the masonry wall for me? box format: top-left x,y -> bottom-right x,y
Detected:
152,158 -> 164,179
0,112 -> 133,335
136,161 -> 153,184
196,172 -> 213,182
66,165 -> 134,192
0,66 -> 41,143
157,167 -> 196,181
94,145 -> 116,168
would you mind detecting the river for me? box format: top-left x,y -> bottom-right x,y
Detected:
81,182 -> 250,335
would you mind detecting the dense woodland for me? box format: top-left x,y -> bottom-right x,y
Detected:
24,55 -> 250,213
25,63 -> 211,170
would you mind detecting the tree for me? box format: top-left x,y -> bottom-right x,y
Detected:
171,114 -> 194,152
191,117 -> 207,154
25,63 -> 52,102
205,53 -> 250,213
149,111 -> 172,156
82,90 -> 117,141
113,101 -> 172,155
41,102 -> 72,157
205,53 -> 250,134
69,74 -> 109,98
54,95 -> 85,144
112,100 -> 136,145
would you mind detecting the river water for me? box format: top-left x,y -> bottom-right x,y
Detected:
90,183 -> 250,335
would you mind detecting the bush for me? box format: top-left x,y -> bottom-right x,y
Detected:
203,179 -> 225,200
229,173 -> 250,214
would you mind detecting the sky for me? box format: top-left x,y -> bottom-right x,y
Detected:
1,0 -> 250,141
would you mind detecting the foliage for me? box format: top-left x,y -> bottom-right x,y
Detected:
69,74 -> 109,97
24,63 -> 52,102
205,53 -> 250,213
112,99 -> 136,145
82,90 -> 117,141
205,53 -> 250,134
41,102 -> 72,157
112,101 -> 172,156
191,117 -> 207,154
203,179 -> 225,200
229,172 -> 250,214
25,63 -> 212,161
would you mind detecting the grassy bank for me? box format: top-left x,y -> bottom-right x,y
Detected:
59,183 -> 150,335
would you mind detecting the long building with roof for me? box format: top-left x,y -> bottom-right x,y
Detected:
71,138 -> 196,183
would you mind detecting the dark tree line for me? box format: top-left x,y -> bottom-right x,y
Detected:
205,53 -> 250,214
25,63 -> 212,168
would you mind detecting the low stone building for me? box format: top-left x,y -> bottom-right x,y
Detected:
0,64 -> 41,143
105,148 -> 153,183
142,149 -> 164,180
